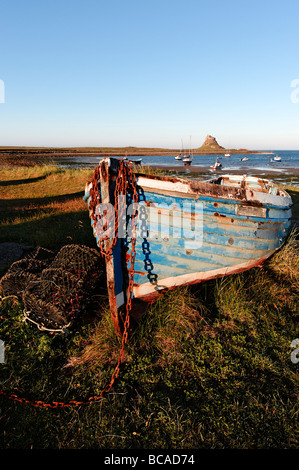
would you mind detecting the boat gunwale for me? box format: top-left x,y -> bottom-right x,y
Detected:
134,174 -> 292,210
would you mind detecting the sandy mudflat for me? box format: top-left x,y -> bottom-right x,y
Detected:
148,165 -> 299,176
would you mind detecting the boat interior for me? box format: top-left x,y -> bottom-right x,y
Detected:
209,174 -> 287,196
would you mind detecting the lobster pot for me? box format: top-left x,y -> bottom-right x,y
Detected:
0,245 -> 105,333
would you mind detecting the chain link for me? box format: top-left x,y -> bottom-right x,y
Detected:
0,159 -> 138,408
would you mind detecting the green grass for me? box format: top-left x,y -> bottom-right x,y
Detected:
0,165 -> 95,256
0,165 -> 298,449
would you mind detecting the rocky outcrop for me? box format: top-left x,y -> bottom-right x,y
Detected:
196,135 -> 253,154
198,135 -> 225,151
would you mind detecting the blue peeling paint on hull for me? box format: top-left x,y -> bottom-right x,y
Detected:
126,190 -> 292,288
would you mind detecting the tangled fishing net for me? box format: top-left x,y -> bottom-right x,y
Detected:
0,245 -> 105,333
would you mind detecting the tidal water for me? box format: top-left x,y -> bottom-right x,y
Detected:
45,150 -> 298,170
41,150 -> 299,185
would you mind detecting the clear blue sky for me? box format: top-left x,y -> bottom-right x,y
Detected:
1,0 -> 299,150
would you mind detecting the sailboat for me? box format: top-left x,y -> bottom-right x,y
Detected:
175,139 -> 184,160
182,136 -> 193,166
183,155 -> 192,165
225,143 -> 231,157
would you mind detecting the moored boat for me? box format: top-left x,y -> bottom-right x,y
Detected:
210,158 -> 222,170
182,136 -> 193,165
84,158 -> 293,335
182,156 -> 192,165
129,158 -> 142,165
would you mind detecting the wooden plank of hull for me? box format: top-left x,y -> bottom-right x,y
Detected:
138,190 -> 292,221
136,204 -> 291,242
133,251 -> 277,302
131,235 -> 284,288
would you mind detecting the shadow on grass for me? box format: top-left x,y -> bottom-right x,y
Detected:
0,191 -> 85,221
0,174 -> 49,187
0,209 -> 95,250
288,189 -> 299,221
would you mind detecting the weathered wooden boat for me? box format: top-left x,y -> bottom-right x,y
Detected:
84,158 -> 293,335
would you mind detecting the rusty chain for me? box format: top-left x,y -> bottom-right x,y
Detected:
0,159 -> 139,408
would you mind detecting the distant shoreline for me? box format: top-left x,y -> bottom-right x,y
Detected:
0,146 -> 272,158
